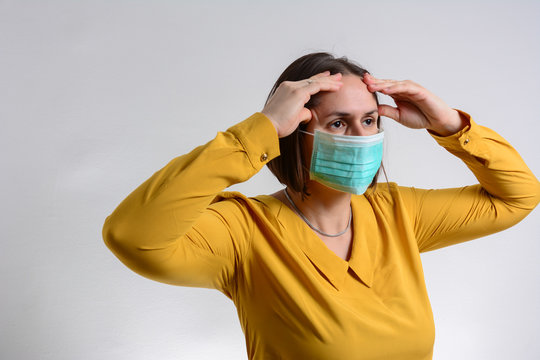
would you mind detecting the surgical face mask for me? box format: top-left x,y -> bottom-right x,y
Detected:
300,129 -> 384,195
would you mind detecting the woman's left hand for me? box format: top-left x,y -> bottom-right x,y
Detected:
363,74 -> 466,136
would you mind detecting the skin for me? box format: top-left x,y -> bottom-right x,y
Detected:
262,71 -> 467,260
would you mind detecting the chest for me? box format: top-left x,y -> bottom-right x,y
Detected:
239,244 -> 435,360
319,231 -> 353,261
236,197 -> 435,359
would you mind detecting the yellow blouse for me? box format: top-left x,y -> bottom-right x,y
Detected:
103,112 -> 539,359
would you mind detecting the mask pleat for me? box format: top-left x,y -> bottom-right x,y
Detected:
308,130 -> 384,194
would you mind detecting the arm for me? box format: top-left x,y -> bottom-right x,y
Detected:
102,113 -> 279,294
401,113 -> 540,252
102,71 -> 343,293
363,75 -> 539,251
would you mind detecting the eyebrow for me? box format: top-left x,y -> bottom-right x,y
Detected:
326,110 -> 378,117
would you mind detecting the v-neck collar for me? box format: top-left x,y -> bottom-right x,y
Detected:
257,194 -> 376,291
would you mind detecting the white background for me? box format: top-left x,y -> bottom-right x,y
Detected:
1,1 -> 539,359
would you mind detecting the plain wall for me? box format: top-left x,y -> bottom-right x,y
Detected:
1,1 -> 539,359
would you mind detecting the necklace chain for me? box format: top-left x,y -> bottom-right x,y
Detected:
283,189 -> 352,238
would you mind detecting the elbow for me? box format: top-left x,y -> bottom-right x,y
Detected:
102,215 -> 120,253
506,178 -> 540,212
522,179 -> 540,212
505,180 -> 540,224
102,213 -> 180,284
102,210 -> 160,268
102,215 -> 115,248
102,213 -> 132,260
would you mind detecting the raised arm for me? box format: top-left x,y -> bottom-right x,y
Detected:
402,114 -> 539,251
363,74 -> 539,251
102,113 -> 279,294
103,71 -> 344,294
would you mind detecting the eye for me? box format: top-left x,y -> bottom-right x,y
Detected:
363,118 -> 375,127
330,120 -> 345,129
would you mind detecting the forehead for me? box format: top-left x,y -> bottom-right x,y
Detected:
315,74 -> 377,116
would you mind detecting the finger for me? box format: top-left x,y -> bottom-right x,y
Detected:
300,72 -> 343,93
305,79 -> 343,95
304,73 -> 342,87
366,80 -> 405,94
365,79 -> 402,91
299,107 -> 313,124
377,82 -> 422,99
363,73 -> 379,83
311,71 -> 342,79
363,73 -> 398,85
368,82 -> 422,103
377,104 -> 400,122
309,71 -> 331,79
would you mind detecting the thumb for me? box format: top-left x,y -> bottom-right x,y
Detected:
299,107 -> 313,124
378,104 -> 400,122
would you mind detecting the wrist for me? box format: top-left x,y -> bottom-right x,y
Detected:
428,110 -> 468,137
261,111 -> 280,136
261,110 -> 281,137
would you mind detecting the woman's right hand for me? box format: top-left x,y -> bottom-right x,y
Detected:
262,71 -> 343,138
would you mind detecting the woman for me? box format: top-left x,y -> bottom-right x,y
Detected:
103,52 -> 539,359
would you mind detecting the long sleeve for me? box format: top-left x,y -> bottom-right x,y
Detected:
399,112 -> 540,252
102,113 -> 280,295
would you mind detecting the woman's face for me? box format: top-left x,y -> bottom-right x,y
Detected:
302,74 -> 380,171
306,74 -> 379,136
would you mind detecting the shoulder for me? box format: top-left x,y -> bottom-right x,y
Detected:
358,182 -> 423,209
209,191 -> 283,218
362,182 -> 402,201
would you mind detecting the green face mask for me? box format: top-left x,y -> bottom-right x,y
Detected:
300,129 -> 384,195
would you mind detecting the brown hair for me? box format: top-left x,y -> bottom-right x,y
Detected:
265,52 -> 381,198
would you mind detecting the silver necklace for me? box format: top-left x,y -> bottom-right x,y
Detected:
283,189 -> 352,238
